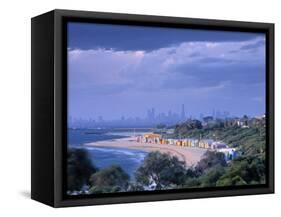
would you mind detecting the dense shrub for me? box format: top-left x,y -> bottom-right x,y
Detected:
67,148 -> 97,192
135,151 -> 186,190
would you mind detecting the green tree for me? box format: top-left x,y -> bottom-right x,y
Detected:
135,151 -> 186,190
216,155 -> 265,186
195,151 -> 227,175
89,165 -> 130,193
184,166 -> 225,188
198,165 -> 225,187
216,175 -> 247,186
67,148 -> 97,192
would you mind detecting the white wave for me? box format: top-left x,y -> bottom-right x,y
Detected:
85,146 -> 147,157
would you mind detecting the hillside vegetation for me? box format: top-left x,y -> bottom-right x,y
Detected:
172,121 -> 266,187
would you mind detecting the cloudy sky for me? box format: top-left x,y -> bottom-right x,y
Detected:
67,22 -> 266,120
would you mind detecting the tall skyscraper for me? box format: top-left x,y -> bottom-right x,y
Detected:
151,108 -> 155,120
181,104 -> 186,120
98,115 -> 104,122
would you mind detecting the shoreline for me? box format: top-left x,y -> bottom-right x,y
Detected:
84,136 -> 206,166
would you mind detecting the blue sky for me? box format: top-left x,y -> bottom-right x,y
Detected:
67,22 -> 266,120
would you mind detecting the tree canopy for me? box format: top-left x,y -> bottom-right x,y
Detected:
89,165 -> 130,193
67,148 -> 97,192
135,151 -> 186,190
195,151 -> 227,174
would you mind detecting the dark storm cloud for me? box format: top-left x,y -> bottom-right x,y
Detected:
68,22 -> 264,51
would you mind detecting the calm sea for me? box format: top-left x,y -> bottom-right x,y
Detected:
68,129 -> 148,178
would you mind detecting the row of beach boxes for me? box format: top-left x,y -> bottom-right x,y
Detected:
136,134 -> 228,150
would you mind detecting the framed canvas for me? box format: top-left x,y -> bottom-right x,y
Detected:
31,9 -> 274,207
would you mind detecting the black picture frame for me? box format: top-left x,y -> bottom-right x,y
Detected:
31,9 -> 274,207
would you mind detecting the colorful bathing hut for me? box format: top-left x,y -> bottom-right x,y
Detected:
136,133 -> 237,161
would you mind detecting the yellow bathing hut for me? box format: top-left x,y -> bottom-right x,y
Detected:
142,133 -> 161,144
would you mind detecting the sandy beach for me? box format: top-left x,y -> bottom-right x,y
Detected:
85,137 -> 206,166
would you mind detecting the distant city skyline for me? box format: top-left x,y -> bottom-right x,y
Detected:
69,105 -> 233,121
68,103 -> 260,129
68,22 -> 266,122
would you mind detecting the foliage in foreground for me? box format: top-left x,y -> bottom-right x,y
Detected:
89,165 -> 130,193
135,151 -> 186,190
67,148 -> 97,191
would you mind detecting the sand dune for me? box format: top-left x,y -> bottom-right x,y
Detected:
85,137 -> 206,167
